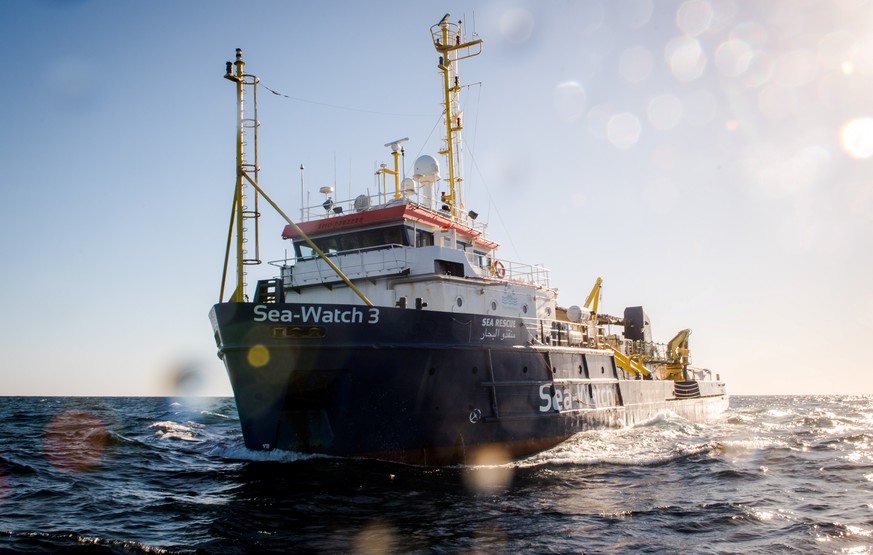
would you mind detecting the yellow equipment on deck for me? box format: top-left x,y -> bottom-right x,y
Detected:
583,277 -> 693,381
664,328 -> 692,380
605,343 -> 652,379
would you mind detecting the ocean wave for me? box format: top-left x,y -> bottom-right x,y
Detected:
3,395 -> 873,554
209,444 -> 327,463
0,455 -> 37,476
0,530 -> 169,554
515,426 -> 723,468
199,410 -> 230,420
149,421 -> 204,443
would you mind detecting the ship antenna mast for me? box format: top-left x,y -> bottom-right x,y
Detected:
431,14 -> 482,222
222,48 -> 262,302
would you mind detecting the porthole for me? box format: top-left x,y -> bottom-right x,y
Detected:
456,297 -> 463,307
522,366 -> 528,374
522,304 -> 528,314
429,367 -> 436,376
491,301 -> 497,311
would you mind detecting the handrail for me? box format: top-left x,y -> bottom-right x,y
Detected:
242,172 -> 374,307
466,252 -> 550,287
280,244 -> 410,286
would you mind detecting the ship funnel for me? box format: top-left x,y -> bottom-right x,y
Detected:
413,155 -> 440,209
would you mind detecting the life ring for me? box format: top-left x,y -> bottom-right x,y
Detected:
492,260 -> 506,279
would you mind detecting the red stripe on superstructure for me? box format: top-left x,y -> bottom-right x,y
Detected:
282,205 -> 407,239
282,204 -> 500,250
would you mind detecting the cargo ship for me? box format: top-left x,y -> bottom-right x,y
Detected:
210,15 -> 728,466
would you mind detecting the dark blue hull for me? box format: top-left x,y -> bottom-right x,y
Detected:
210,302 -> 727,465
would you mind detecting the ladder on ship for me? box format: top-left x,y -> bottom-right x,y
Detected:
223,49 -> 262,302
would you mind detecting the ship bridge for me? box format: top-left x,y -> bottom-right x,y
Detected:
274,198 -> 549,290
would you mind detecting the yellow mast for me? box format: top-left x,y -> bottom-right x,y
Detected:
222,48 -> 261,302
219,50 -> 374,307
379,138 -> 408,199
431,14 -> 482,221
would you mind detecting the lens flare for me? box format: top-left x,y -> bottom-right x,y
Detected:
676,0 -> 714,37
647,94 -> 684,131
462,445 -> 514,493
351,519 -> 397,554
818,30 -> 859,72
841,118 -> 873,159
714,39 -> 754,77
43,411 -> 108,472
247,344 -> 270,367
666,35 -> 707,82
607,112 -> 642,149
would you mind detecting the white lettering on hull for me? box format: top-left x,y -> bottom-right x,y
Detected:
538,384 -> 590,412
253,305 -> 379,324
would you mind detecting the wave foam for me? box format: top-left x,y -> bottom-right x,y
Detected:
149,421 -> 203,443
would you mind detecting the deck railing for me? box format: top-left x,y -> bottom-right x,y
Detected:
269,244 -> 409,286
465,252 -> 550,288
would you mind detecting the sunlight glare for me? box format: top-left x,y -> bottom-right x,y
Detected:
666,35 -> 707,82
818,30 -> 859,72
607,112 -> 642,149
647,94 -> 684,131
676,0 -> 714,37
841,118 -> 873,159
715,39 -> 754,77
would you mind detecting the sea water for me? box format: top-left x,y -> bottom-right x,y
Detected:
0,396 -> 871,554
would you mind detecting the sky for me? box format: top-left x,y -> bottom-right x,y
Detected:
2,0 -> 872,396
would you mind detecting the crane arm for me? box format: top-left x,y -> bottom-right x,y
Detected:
667,328 -> 691,362
584,277 -> 603,315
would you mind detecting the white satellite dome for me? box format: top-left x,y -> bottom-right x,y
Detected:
412,155 -> 440,183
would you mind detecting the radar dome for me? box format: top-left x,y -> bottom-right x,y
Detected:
413,155 -> 440,183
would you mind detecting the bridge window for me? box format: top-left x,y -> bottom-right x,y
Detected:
415,229 -> 434,247
294,225 -> 408,258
